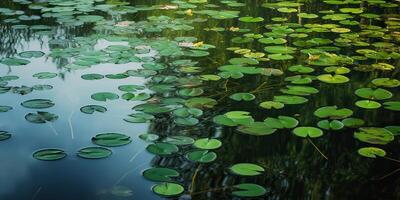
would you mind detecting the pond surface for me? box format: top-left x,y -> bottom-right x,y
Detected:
0,0 -> 400,199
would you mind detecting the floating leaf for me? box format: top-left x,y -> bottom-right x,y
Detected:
0,131 -> 11,141
80,105 -> 107,114
232,183 -> 267,197
25,112 -> 58,123
21,99 -> 54,109
0,106 -> 12,112
193,138 -> 222,150
146,143 -> 179,156
152,183 -> 184,197
163,136 -> 195,146
264,116 -> 299,129
355,88 -> 392,100
229,93 -> 255,101
355,100 -> 381,109
33,149 -> 66,161
317,74 -> 349,84
77,147 -> 112,159
293,127 -> 323,138
237,122 -> 277,136
354,127 -> 394,145
358,147 -> 386,158
342,118 -> 365,128
239,16 -> 264,23
317,120 -> 344,130
143,168 -> 179,182
273,95 -> 308,105
383,101 -> 400,111
259,101 -> 284,109
186,150 -> 217,163
92,133 -> 132,147
314,106 -> 353,119
91,92 -> 119,101
230,163 -> 264,176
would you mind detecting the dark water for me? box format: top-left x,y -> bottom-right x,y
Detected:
0,0 -> 400,200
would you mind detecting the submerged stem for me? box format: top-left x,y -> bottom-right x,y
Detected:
190,164 -> 201,194
378,168 -> 400,180
307,137 -> 328,160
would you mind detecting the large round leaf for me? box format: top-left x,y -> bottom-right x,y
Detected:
230,163 -> 265,176
77,147 -> 112,159
92,133 -> 132,147
293,127 -> 323,138
143,167 -> 179,182
21,99 -> 55,109
193,138 -> 221,150
33,149 -> 66,161
152,183 -> 184,197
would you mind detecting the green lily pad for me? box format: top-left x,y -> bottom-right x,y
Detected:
264,116 -> 299,129
342,118 -> 365,128
146,143 -> 179,156
139,134 -> 159,142
152,183 -> 184,197
21,99 -> 55,109
357,147 -> 386,158
0,131 -> 11,141
273,95 -> 308,105
317,120 -> 344,130
371,78 -> 400,88
317,74 -> 349,84
355,88 -> 392,100
25,112 -> 58,123
1,57 -> 30,66
33,72 -> 57,79
229,93 -> 255,101
33,149 -> 66,161
230,163 -> 264,176
293,127 -> 323,138
237,122 -> 277,136
259,101 -> 284,109
81,73 -> 104,80
80,105 -> 107,114
143,167 -> 179,182
354,127 -> 394,145
232,183 -> 267,197
383,101 -> 400,111
193,138 -> 222,150
163,136 -> 195,146
314,106 -> 353,119
92,133 -> 132,147
355,100 -> 381,109
239,16 -> 264,23
91,92 -> 119,101
0,106 -> 13,112
18,51 -> 45,58
186,150 -> 217,163
77,147 -> 112,159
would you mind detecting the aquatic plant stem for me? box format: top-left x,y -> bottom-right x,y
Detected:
31,186 -> 42,200
47,123 -> 59,136
378,168 -> 400,180
68,111 -> 75,139
307,138 -> 328,160
383,157 -> 400,164
190,164 -> 201,194
129,149 -> 144,162
114,162 -> 147,185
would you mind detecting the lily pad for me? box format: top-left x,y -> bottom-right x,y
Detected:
92,133 -> 132,147
146,143 -> 179,156
355,100 -> 381,109
354,127 -> 394,145
91,92 -> 119,101
230,163 -> 264,176
232,183 -> 267,197
77,147 -> 112,159
229,93 -> 255,101
293,127 -> 323,138
314,106 -> 353,119
33,149 -> 66,161
357,147 -> 386,158
152,183 -> 184,197
264,116 -> 299,129
143,167 -> 179,182
193,138 -> 221,150
25,112 -> 58,123
383,101 -> 400,111
317,74 -> 349,84
21,99 -> 55,109
355,88 -> 392,100
0,131 -> 11,141
80,105 -> 107,114
186,150 -> 217,163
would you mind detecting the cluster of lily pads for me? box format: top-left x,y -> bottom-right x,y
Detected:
1,0 -> 400,198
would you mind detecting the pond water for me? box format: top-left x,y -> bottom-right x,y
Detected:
0,0 -> 400,199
